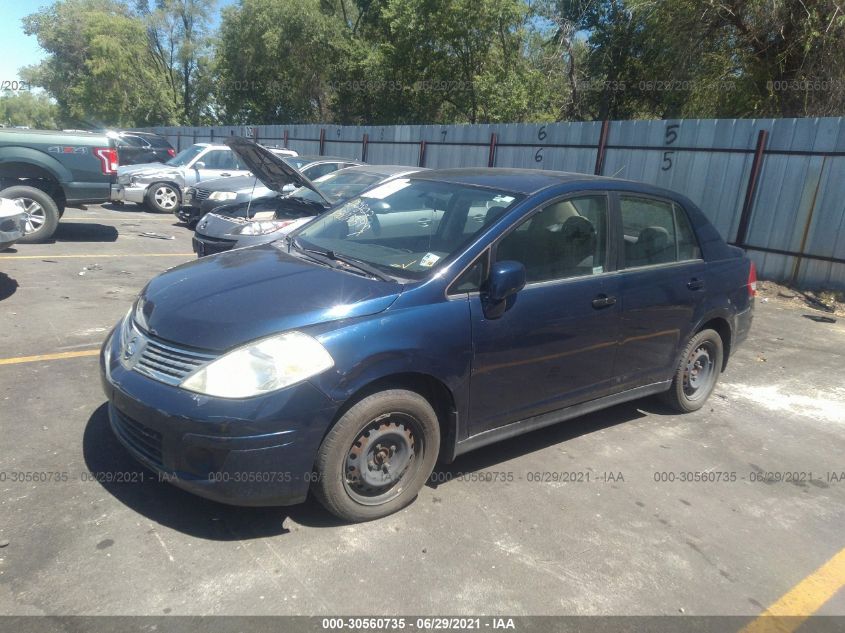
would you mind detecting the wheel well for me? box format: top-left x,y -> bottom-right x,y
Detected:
0,163 -> 66,212
327,373 -> 459,462
699,317 -> 732,371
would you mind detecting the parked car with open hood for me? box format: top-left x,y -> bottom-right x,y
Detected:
193,140 -> 421,256
179,154 -> 363,227
101,166 -> 755,522
111,143 -> 297,213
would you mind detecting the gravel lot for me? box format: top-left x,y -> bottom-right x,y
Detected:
1,204 -> 844,617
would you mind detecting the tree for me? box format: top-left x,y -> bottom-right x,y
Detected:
21,0 -> 178,127
0,92 -> 61,129
216,0 -> 350,123
134,0 -> 218,124
333,0 -> 554,124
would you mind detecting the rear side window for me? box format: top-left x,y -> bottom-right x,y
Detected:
620,196 -> 701,267
620,196 -> 677,267
674,205 -> 701,260
496,194 -> 608,283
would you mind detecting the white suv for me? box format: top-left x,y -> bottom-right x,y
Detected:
111,143 -> 297,213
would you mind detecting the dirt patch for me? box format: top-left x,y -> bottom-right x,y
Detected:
757,280 -> 845,317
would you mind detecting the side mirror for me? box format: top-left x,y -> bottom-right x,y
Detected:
194,161 -> 206,170
483,260 -> 525,318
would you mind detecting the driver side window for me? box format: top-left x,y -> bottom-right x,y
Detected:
496,195 -> 608,283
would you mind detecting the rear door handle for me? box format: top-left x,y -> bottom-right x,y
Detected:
592,294 -> 617,309
687,278 -> 705,291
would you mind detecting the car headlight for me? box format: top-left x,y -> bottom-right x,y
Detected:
209,191 -> 238,201
180,331 -> 334,398
231,220 -> 295,236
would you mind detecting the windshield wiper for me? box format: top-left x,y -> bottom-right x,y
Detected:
291,241 -> 391,281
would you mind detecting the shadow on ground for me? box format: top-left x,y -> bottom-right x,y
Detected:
51,222 -> 119,243
82,403 -> 346,540
0,272 -> 18,301
84,396 -> 667,539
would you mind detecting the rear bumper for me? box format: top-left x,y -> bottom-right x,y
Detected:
733,301 -> 753,349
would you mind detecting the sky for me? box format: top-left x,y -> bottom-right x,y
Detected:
0,0 -> 237,86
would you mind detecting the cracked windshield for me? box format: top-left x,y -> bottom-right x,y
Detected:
295,178 -> 519,279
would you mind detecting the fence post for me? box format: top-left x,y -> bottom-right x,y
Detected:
487,132 -> 498,167
283,129 -> 289,147
594,120 -> 610,175
418,140 -> 427,167
252,127 -> 259,143
319,128 -> 326,156
735,129 -> 769,247
209,129 -> 214,143
362,133 -> 369,162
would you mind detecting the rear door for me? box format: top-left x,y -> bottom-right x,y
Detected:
466,193 -> 621,435
613,194 -> 706,389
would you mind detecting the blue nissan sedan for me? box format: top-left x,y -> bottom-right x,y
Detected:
101,166 -> 755,522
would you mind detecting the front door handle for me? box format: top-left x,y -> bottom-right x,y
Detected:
687,278 -> 705,291
592,294 -> 617,309
220,172 -> 232,177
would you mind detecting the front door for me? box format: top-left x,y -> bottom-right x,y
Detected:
467,194 -> 621,436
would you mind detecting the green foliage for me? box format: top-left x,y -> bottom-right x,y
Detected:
0,92 -> 61,128
22,0 -> 179,127
15,0 -> 845,126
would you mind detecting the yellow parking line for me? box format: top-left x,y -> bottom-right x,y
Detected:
0,253 -> 192,260
0,349 -> 100,366
740,547 -> 845,633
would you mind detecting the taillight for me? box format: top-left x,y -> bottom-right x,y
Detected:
747,261 -> 757,298
95,147 -> 119,175
167,148 -> 176,157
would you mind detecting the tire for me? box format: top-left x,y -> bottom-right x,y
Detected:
0,185 -> 60,243
312,389 -> 441,522
660,328 -> 724,413
144,182 -> 180,214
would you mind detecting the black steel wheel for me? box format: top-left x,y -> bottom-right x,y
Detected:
312,389 -> 440,522
661,328 -> 724,412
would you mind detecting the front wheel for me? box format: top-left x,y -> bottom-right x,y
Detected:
0,185 -> 60,243
145,182 -> 180,214
661,328 -> 724,412
312,389 -> 440,522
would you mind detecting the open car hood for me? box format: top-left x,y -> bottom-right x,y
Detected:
225,136 -> 330,205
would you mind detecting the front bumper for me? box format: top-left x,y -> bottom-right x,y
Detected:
0,213 -> 25,247
111,183 -> 147,204
100,327 -> 339,506
176,204 -> 202,225
192,233 -> 237,257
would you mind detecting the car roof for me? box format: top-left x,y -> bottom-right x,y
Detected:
335,164 -> 422,177
288,155 -> 360,163
412,167 -> 687,196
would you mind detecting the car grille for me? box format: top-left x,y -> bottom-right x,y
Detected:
111,407 -> 164,468
127,325 -> 217,386
193,188 -> 211,202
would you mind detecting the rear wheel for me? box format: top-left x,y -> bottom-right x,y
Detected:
0,185 -> 60,243
312,389 -> 440,522
145,182 -> 180,214
661,328 -> 724,412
